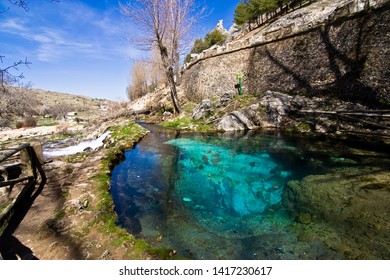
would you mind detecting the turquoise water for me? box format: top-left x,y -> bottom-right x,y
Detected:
165,137 -> 289,234
110,125 -> 390,259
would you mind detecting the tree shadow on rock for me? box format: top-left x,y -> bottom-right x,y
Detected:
246,7 -> 388,108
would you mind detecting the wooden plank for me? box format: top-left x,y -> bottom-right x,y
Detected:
19,147 -> 37,178
0,176 -> 32,188
0,143 -> 30,163
31,143 -> 44,165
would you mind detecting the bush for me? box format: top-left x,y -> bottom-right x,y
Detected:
190,30 -> 227,55
184,54 -> 192,64
191,38 -> 208,54
185,29 -> 227,62
15,121 -> 24,129
204,29 -> 227,47
23,117 -> 37,127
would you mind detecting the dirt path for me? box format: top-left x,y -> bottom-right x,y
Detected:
0,160 -> 82,259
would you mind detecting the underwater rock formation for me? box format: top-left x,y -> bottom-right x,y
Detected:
284,167 -> 390,258
165,137 -> 293,235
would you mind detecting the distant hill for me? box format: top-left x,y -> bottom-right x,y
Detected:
8,86 -> 106,110
1,85 -> 110,127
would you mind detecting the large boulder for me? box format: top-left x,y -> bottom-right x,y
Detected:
259,91 -> 292,127
216,91 -> 293,131
192,99 -> 213,120
216,104 -> 262,131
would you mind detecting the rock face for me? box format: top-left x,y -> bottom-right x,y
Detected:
181,0 -> 389,106
259,91 -> 292,127
283,167 -> 390,258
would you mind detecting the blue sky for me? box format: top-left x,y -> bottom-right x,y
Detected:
0,0 -> 238,101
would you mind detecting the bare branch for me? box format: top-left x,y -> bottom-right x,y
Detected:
1,58 -> 32,92
8,0 -> 30,11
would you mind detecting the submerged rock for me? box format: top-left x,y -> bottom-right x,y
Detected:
166,138 -> 290,220
284,167 -> 390,258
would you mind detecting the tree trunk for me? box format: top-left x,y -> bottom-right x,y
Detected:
166,66 -> 181,114
159,44 -> 181,114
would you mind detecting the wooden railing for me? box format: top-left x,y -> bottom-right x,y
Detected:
0,143 -> 46,235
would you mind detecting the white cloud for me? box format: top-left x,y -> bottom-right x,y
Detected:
0,1 -> 147,63
0,18 -> 27,31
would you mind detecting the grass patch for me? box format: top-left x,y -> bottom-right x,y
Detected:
161,117 -> 214,132
37,118 -> 58,127
161,117 -> 193,129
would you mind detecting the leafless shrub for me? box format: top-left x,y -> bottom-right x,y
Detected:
15,121 -> 24,129
23,116 -> 37,127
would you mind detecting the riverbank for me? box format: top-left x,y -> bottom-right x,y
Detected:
1,119 -> 178,259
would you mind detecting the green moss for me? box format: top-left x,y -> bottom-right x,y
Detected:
37,118 -> 58,127
296,122 -> 312,132
0,200 -> 12,213
182,102 -> 197,114
54,209 -> 66,220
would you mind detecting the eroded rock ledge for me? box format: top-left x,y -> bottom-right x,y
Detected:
197,90 -> 389,142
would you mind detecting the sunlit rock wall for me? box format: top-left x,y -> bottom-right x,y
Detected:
181,0 -> 389,106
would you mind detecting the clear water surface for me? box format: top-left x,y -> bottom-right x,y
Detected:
110,124 -> 390,259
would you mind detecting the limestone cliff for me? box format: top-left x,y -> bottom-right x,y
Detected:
181,0 -> 389,106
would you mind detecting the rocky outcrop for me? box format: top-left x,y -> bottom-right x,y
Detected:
213,89 -> 388,136
259,91 -> 292,127
216,91 -> 294,131
217,106 -> 260,131
192,99 -> 213,120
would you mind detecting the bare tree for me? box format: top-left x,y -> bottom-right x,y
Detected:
128,61 -> 149,101
120,0 -> 205,114
127,47 -> 168,101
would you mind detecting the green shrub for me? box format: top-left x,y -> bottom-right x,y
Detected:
184,54 -> 192,64
204,29 -> 227,47
185,29 -> 227,61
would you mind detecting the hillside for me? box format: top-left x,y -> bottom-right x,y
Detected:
1,86 -> 109,128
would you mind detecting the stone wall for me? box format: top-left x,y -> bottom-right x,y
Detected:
181,1 -> 390,107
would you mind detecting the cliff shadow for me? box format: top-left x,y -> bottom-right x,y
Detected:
245,7 -> 388,107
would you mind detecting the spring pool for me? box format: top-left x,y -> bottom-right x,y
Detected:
110,124 -> 390,259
